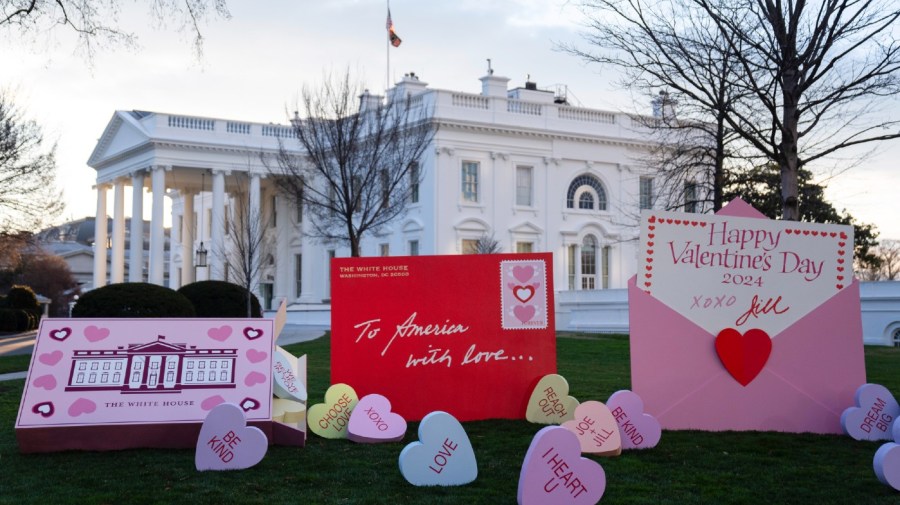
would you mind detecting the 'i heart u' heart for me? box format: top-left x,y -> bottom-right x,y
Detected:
195,403 -> 268,471
348,394 -> 407,443
525,374 -> 579,425
840,384 -> 900,441
517,426 -> 606,505
714,328 -> 772,386
606,390 -> 661,450
561,401 -> 622,456
308,383 -> 359,439
399,411 -> 478,486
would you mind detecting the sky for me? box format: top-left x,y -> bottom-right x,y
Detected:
2,0 -> 899,239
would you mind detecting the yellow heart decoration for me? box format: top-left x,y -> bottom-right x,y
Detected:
307,383 -> 359,439
525,374 -> 579,424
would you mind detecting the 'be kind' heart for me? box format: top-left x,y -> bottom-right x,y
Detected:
714,328 -> 771,386
518,426 -> 606,505
195,403 -> 268,471
399,411 -> 477,486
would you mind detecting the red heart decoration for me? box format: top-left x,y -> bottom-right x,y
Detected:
699,222 -> 707,227
647,249 -> 654,255
830,232 -> 837,237
647,241 -> 654,247
648,225 -> 656,230
648,215 -> 656,223
513,285 -> 536,303
714,328 -> 771,387
648,233 -> 655,238
811,231 -> 819,236
786,229 -> 794,234
674,219 -> 682,225
837,266 -> 844,272
838,241 -> 846,247
838,258 -> 845,264
840,232 -> 847,239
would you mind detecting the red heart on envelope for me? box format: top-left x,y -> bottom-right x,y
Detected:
714,328 -> 771,387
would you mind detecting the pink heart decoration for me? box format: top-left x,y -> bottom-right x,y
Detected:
38,350 -> 63,366
239,397 -> 261,412
514,305 -> 536,324
202,395 -> 226,411
513,265 -> 535,283
243,327 -> 263,340
246,349 -> 268,363
243,371 -> 267,387
49,327 -> 71,341
840,384 -> 900,441
32,402 -> 54,418
873,443 -> 900,491
517,426 -> 606,505
348,394 -> 407,443
606,390 -> 662,450
208,325 -> 233,342
195,403 -> 268,471
33,374 -> 57,390
68,398 -> 97,417
561,401 -> 622,456
84,325 -> 110,342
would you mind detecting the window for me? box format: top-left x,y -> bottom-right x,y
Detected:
270,195 -> 278,227
640,177 -> 654,210
684,182 -> 698,213
567,245 -> 576,290
409,240 -> 419,256
221,360 -> 229,368
294,254 -> 302,299
516,165 -> 533,206
79,362 -> 86,371
893,328 -> 900,348
206,209 -> 212,238
210,361 -> 217,369
462,239 -> 478,255
581,235 -> 597,290
461,161 -> 479,203
516,242 -> 533,253
186,371 -> 193,381
91,362 -> 99,370
380,243 -> 390,257
602,245 -> 611,289
220,371 -> 228,381
103,362 -> 110,370
567,175 -> 607,210
409,162 -> 420,204
224,204 -> 230,235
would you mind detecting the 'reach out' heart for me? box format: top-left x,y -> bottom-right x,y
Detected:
525,374 -> 579,425
714,328 -> 772,386
307,383 -> 359,439
348,393 -> 407,443
561,401 -> 622,456
606,390 -> 661,450
840,383 -> 900,441
873,442 -> 900,491
399,411 -> 478,486
195,403 -> 268,471
517,426 -> 606,505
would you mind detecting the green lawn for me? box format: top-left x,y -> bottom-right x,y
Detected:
1,334 -> 898,504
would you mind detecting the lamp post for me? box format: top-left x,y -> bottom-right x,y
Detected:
195,170 -> 209,269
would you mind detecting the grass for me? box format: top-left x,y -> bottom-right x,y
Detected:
0,334 -> 898,504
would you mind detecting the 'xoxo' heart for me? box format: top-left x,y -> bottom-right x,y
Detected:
606,390 -> 661,450
840,383 -> 900,441
195,403 -> 268,471
561,401 -> 622,456
399,411 -> 477,486
525,374 -> 579,424
517,426 -> 606,504
714,328 -> 771,386
348,394 -> 407,443
308,383 -> 359,439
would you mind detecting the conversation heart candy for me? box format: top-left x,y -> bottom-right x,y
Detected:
873,442 -> 900,491
348,394 -> 407,443
195,403 -> 268,471
307,383 -> 358,439
606,390 -> 661,450
526,374 -> 579,425
517,426 -> 606,505
840,384 -> 899,441
399,411 -> 477,486
561,401 -> 621,456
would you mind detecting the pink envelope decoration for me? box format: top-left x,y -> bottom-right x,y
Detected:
629,198 -> 866,433
196,403 -> 268,471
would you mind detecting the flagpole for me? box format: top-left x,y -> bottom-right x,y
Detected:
386,0 -> 390,93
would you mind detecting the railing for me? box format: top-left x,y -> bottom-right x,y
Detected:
226,122 -> 251,134
168,115 -> 215,130
262,125 -> 295,138
451,93 -> 489,109
558,107 -> 617,124
507,99 -> 542,116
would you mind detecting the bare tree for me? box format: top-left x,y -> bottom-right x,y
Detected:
0,0 -> 230,60
861,239 -> 900,281
474,234 -> 502,254
223,172 -> 272,317
269,70 -> 434,257
0,93 -> 63,233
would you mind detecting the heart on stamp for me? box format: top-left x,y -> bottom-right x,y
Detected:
606,390 -> 661,450
517,426 -> 606,505
348,394 -> 407,443
512,265 -> 535,283
208,325 -> 233,342
873,442 -> 900,491
840,383 -> 900,441
33,374 -> 57,390
714,328 -> 771,386
514,285 -> 536,303
399,411 -> 477,486
38,350 -> 63,366
32,401 -> 54,418
514,305 -> 536,324
84,325 -> 110,343
525,374 -> 579,425
561,401 -> 622,456
243,327 -> 264,340
308,383 -> 359,439
195,403 -> 268,471
49,327 -> 71,341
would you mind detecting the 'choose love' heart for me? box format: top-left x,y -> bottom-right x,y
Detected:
307,383 -> 359,439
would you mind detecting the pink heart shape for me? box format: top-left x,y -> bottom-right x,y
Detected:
68,398 -> 97,417
518,426 -> 606,504
512,265 -> 535,283
39,350 -> 63,366
348,394 -> 408,443
244,371 -> 267,387
561,401 -> 622,456
84,325 -> 110,342
514,305 -> 536,324
33,374 -> 57,390
606,390 -> 661,450
246,349 -> 268,363
208,325 -> 233,342
841,384 -> 900,441
195,403 -> 268,471
32,402 -> 55,418
243,327 -> 263,340
202,395 -> 226,411
874,443 -> 900,491
49,327 -> 71,341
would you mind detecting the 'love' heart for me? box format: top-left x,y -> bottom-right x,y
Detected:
606,390 -> 661,450
399,411 -> 477,486
308,383 -> 359,439
348,394 -> 407,443
561,401 -> 622,456
714,328 -> 771,386
840,384 -> 900,441
525,374 -> 579,424
196,403 -> 268,471
517,426 -> 606,504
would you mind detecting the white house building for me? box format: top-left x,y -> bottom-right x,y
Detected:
88,72 -> 671,310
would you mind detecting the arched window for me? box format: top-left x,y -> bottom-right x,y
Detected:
581,235 -> 597,290
567,174 -> 607,210
893,327 -> 900,348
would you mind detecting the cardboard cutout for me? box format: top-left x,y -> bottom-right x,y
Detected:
517,426 -> 606,505
525,374 -> 579,425
606,390 -> 661,450
195,403 -> 268,471
561,401 -> 622,456
399,411 -> 477,486
841,384 -> 899,441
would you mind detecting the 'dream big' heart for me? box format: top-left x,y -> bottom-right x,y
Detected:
840,383 -> 900,441
195,403 -> 268,471
307,383 -> 359,439
399,411 -> 477,486
525,374 -> 579,425
561,401 -> 622,456
714,328 -> 771,386
348,394 -> 407,443
606,390 -> 661,450
517,426 -> 606,505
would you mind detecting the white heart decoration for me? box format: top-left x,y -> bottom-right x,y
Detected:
399,411 -> 477,486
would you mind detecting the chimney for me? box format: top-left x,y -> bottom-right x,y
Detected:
480,73 -> 510,98
652,90 -> 677,119
359,90 -> 384,112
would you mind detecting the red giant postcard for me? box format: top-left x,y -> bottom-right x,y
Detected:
331,253 -> 556,422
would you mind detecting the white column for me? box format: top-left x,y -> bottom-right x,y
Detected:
149,165 -> 167,285
299,204 -> 315,303
574,244 -> 582,291
93,184 -> 109,289
181,190 -> 195,286
274,193 -> 291,310
129,172 -> 145,282
249,173 -> 262,296
111,179 -> 126,283
210,169 -> 226,281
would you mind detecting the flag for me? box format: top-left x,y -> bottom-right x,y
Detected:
386,9 -> 402,47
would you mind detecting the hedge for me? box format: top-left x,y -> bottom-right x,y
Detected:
177,281 -> 262,318
72,283 -> 196,318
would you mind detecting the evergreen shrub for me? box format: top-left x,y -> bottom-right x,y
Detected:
72,283 -> 196,318
177,281 -> 262,318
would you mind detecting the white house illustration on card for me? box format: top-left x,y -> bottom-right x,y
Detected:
65,335 -> 238,394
